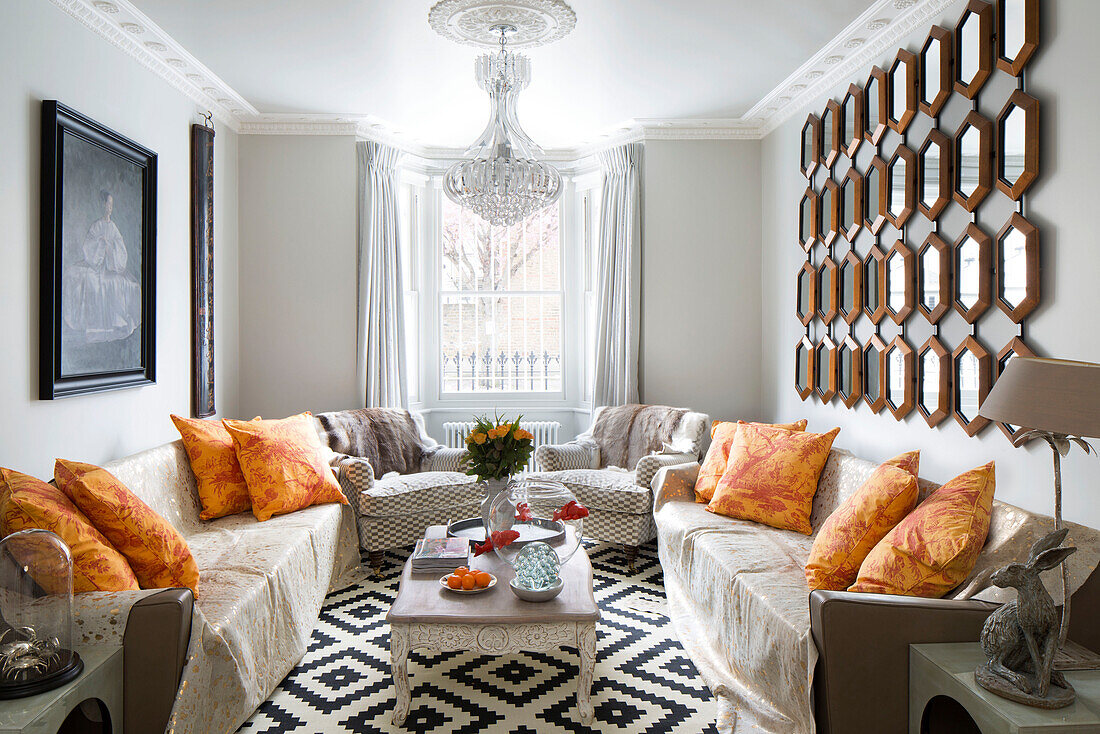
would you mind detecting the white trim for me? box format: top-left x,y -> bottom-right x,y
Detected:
53,0 -> 957,143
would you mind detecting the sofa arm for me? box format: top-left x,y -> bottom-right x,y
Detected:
334,456 -> 375,513
534,440 -> 599,471
124,588 -> 194,734
809,589 -> 997,734
652,462 -> 700,512
422,446 -> 468,473
636,452 -> 698,489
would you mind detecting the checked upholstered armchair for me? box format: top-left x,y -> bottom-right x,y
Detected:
529,404 -> 709,569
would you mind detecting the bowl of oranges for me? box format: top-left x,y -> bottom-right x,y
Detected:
440,566 -> 496,594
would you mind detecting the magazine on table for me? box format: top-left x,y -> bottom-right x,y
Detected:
411,537 -> 471,572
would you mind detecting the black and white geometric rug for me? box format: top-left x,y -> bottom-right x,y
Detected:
239,542 -> 718,733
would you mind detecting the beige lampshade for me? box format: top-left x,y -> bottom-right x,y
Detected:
979,357 -> 1100,438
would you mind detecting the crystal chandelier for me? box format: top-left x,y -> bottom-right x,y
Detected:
443,26 -> 562,227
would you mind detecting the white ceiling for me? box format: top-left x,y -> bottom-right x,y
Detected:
130,0 -> 874,148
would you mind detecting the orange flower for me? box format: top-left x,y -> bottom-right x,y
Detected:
470,432 -> 487,445
515,429 -> 533,441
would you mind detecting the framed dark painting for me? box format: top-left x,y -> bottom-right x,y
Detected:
40,101 -> 157,399
191,123 -> 215,417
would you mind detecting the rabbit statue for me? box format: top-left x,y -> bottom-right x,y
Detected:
975,528 -> 1078,708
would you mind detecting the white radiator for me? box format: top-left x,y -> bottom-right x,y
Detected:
442,420 -> 562,473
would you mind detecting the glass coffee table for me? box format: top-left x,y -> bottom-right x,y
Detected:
386,525 -> 599,726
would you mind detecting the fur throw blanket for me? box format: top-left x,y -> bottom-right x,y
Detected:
591,404 -> 690,471
315,409 -> 423,478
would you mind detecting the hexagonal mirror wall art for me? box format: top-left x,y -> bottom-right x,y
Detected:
842,84 -> 864,159
799,188 -> 819,252
865,66 -> 888,145
954,110 -> 994,212
865,155 -> 888,235
839,251 -> 863,325
864,333 -> 888,413
824,99 -> 842,168
818,255 -> 840,324
918,129 -> 952,221
885,241 -> 916,325
997,0 -> 1039,76
954,223 -> 992,323
917,336 -> 951,427
796,335 -> 816,401
885,335 -> 915,420
839,335 -> 863,409
918,232 -> 952,323
816,335 -> 839,402
920,26 -> 953,117
887,144 -> 916,228
997,90 -> 1039,200
955,0 -> 993,99
888,49 -> 918,134
864,245 -> 888,324
953,335 -> 992,436
801,114 -> 822,178
797,260 -> 817,327
821,178 -> 840,247
840,169 -> 864,242
995,336 -> 1036,441
996,212 -> 1039,322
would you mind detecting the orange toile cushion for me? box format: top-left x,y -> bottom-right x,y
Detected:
694,419 -> 809,503
805,451 -> 921,591
1,467 -> 140,593
223,412 -> 349,522
54,460 -> 200,595
171,414 -> 256,520
706,424 -> 840,534
849,461 -> 996,598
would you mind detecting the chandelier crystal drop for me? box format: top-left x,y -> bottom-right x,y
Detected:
443,28 -> 562,227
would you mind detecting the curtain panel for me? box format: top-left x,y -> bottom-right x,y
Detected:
356,140 -> 407,409
593,142 -> 643,407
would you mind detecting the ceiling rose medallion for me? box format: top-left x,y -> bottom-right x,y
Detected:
428,0 -> 576,49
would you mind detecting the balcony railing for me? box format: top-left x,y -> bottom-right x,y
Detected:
442,349 -> 562,393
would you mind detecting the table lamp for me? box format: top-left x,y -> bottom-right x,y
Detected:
979,357 -> 1100,647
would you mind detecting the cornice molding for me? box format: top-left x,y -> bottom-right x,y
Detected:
50,0 -> 956,143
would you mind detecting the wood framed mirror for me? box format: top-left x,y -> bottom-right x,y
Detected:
996,90 -> 1039,200
823,99 -> 842,168
816,335 -> 839,402
839,250 -> 863,325
953,223 -> 992,323
799,187 -> 819,252
885,240 -> 916,324
918,129 -> 952,221
864,333 -> 888,413
954,0 -> 994,99
864,245 -> 888,324
818,255 -> 840,324
865,66 -> 889,145
917,336 -> 951,427
840,169 -> 864,242
887,144 -> 916,229
841,84 -> 865,159
920,26 -> 953,117
952,335 -> 992,436
997,0 -> 1039,76
839,335 -> 864,409
995,212 -> 1040,322
801,114 -> 822,178
821,178 -> 840,247
953,110 -> 993,212
888,49 -> 918,134
885,335 -> 915,420
995,336 -> 1036,440
797,260 -> 817,327
918,232 -> 952,324
865,155 -> 888,234
796,335 -> 816,401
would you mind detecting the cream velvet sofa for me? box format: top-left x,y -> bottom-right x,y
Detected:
652,448 -> 1100,734
69,440 -> 361,734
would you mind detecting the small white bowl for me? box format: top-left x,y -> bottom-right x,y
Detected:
509,576 -> 564,602
440,573 -> 496,594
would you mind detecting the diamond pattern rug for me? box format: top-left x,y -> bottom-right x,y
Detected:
239,542 -> 717,734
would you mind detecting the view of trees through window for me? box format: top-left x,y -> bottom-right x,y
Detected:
440,199 -> 562,393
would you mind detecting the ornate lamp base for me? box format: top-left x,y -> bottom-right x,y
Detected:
976,663 -> 1076,709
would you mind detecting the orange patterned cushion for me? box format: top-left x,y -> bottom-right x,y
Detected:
171,414 -> 256,520
54,460 -> 200,595
0,467 -> 139,593
706,424 -> 839,534
223,413 -> 348,522
695,419 -> 808,503
849,462 -> 996,598
804,451 -> 921,591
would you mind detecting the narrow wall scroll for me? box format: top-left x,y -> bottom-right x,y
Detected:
190,121 -> 215,417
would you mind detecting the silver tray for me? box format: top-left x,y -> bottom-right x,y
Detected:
446,517 -> 565,547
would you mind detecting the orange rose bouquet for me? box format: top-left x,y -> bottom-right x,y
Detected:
463,414 -> 535,481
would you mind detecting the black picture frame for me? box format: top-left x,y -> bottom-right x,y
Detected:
40,100 -> 157,399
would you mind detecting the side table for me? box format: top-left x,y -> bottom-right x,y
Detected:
910,642 -> 1100,733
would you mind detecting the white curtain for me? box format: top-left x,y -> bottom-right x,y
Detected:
356,140 -> 407,408
593,142 -> 643,407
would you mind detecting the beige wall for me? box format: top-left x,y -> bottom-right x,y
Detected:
760,0 -> 1100,527
0,0 -> 239,479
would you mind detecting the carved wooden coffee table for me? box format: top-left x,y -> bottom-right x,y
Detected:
387,525 -> 599,726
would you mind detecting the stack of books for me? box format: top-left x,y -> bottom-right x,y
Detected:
411,537 -> 470,573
